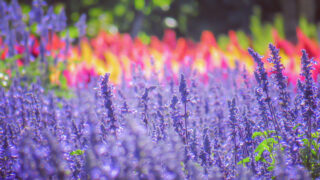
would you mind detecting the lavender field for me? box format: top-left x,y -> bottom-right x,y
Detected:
1,0 -> 320,179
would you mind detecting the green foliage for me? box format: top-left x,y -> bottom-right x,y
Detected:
138,32 -> 151,44
134,0 -> 172,14
61,26 -> 79,39
300,132 -> 320,178
89,8 -> 104,18
21,4 -> 31,14
134,0 -> 145,11
46,57 -> 74,99
83,0 -> 98,6
293,123 -> 302,131
252,130 -> 281,172
237,130 -> 281,171
250,7 -> 273,55
273,14 -> 285,38
0,55 -> 24,88
25,0 -> 194,37
299,17 -> 318,40
71,12 -> 80,22
114,4 -> 126,16
70,149 -> 85,156
180,161 -> 189,176
54,3 -> 65,14
217,34 -> 230,51
0,54 -> 73,98
152,0 -> 172,8
237,157 -> 250,167
240,128 -> 320,177
252,130 -> 275,139
236,30 -> 250,50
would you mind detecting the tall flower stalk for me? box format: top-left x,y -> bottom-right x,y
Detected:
267,44 -> 293,123
300,50 -> 316,167
228,98 -> 238,174
100,73 -> 118,135
179,74 -> 189,145
248,48 -> 281,135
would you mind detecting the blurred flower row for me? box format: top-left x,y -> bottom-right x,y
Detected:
1,0 -> 320,89
64,28 -> 320,87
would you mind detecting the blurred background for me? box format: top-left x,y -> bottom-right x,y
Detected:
16,0 -> 320,43
2,0 -> 320,93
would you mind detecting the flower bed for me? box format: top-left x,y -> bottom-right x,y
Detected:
1,0 -> 320,179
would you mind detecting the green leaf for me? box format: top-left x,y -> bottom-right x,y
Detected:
312,140 -> 317,147
67,26 -> 79,39
312,132 -> 319,138
70,149 -> 84,156
114,4 -> 126,16
293,123 -> 301,130
237,157 -> 250,167
255,139 -> 269,154
83,0 -> 96,6
59,74 -> 68,90
264,130 -> 275,137
152,0 -> 172,7
311,149 -> 317,156
57,102 -> 63,109
236,30 -> 250,49
134,0 -> 145,10
58,62 -> 66,71
142,5 -> 152,15
89,8 -> 103,18
6,54 -> 23,64
267,166 -> 275,171
30,23 -> 38,34
217,35 -> 229,51
273,14 -> 285,38
180,161 -> 186,172
21,4 -> 31,14
180,161 -> 184,167
252,132 -> 263,139
266,137 -> 278,144
302,138 -> 309,145
54,3 -> 64,14
255,153 -> 267,162
0,61 -> 5,71
138,32 -> 150,44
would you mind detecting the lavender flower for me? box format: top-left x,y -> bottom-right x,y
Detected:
179,74 -> 189,144
179,74 -> 189,104
299,50 -> 317,166
268,44 -> 290,106
0,0 -> 9,36
29,0 -> 47,24
249,48 -> 281,134
100,73 -> 118,134
228,98 -> 238,173
248,48 -> 269,94
141,86 -> 156,127
55,10 -> 67,32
